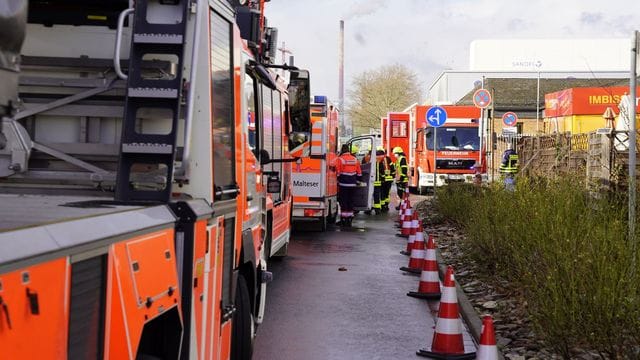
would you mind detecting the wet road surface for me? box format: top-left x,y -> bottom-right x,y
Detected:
254,201 -> 475,360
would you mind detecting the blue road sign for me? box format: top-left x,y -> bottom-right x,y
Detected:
502,111 -> 518,127
426,106 -> 448,128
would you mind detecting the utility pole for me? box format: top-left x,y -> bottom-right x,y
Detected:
630,30 -> 638,261
277,41 -> 292,76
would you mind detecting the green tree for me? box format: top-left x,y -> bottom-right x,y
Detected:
346,64 -> 422,135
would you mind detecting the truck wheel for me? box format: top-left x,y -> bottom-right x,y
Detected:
231,276 -> 253,360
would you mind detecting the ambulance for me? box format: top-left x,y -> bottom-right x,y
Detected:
291,96 -> 339,230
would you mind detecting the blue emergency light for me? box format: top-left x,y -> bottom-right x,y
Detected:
314,95 -> 327,104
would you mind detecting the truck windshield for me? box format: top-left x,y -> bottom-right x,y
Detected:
425,127 -> 479,151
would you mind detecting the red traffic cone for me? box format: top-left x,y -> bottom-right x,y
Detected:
400,216 -> 424,274
476,316 -> 499,360
417,266 -> 475,359
408,233 -> 441,300
397,207 -> 413,238
401,215 -> 419,255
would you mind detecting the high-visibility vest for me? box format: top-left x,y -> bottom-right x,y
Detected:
336,153 -> 362,187
499,154 -> 519,174
395,154 -> 408,183
374,159 -> 383,186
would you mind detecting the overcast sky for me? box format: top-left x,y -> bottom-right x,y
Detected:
265,0 -> 640,103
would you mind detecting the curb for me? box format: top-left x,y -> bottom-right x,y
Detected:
435,250 -> 504,360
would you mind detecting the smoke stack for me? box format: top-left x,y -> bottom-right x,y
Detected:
339,20 -> 348,136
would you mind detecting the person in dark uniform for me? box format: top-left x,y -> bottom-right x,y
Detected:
499,143 -> 518,192
335,144 -> 362,226
381,148 -> 395,212
392,146 -> 408,209
371,148 -> 385,214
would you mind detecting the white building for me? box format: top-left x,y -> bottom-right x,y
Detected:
427,38 -> 630,105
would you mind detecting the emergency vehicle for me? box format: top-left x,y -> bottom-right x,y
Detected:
291,95 -> 339,231
0,1 -> 311,359
381,106 -> 484,193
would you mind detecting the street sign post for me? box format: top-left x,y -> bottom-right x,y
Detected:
473,89 -> 492,169
426,106 -> 448,128
426,106 -> 448,193
502,112 -> 518,127
473,89 -> 492,109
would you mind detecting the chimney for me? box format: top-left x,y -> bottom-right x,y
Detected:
339,20 -> 348,136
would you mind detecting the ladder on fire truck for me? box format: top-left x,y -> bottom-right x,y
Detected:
115,0 -> 189,202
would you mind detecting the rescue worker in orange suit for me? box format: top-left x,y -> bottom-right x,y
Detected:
371,148 -> 386,214
393,146 -> 409,210
381,148 -> 395,212
335,144 -> 362,226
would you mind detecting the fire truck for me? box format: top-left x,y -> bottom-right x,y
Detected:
291,95 -> 339,231
0,1 -> 310,359
381,106 -> 483,194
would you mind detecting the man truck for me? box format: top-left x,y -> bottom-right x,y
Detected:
381,106 -> 484,194
0,1 -> 311,359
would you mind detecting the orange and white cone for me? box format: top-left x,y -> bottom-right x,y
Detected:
397,207 -> 413,238
408,233 -> 441,300
417,266 -> 475,359
401,215 -> 419,255
400,216 -> 424,274
476,316 -> 499,360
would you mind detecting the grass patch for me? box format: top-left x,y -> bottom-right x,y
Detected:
436,179 -> 640,358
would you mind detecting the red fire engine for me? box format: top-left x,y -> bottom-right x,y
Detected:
381,106 -> 483,193
0,1 -> 311,359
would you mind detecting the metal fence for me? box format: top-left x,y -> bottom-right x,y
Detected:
511,131 -> 640,191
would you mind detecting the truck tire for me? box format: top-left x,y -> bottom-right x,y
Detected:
231,276 -> 253,360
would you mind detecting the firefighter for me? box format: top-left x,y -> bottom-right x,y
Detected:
499,143 -> 518,191
379,147 -> 394,212
392,146 -> 409,209
370,148 -> 385,214
335,144 -> 362,226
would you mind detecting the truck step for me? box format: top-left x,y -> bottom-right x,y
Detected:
134,33 -> 183,44
121,143 -> 173,154
128,87 -> 178,99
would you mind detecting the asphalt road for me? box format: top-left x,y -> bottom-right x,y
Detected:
254,200 -> 475,360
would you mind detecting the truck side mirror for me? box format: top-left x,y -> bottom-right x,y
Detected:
267,175 -> 281,193
260,149 -> 270,165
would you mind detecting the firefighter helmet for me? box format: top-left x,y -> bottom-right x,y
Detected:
392,146 -> 403,154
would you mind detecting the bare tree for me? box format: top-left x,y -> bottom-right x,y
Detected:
346,64 -> 422,135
